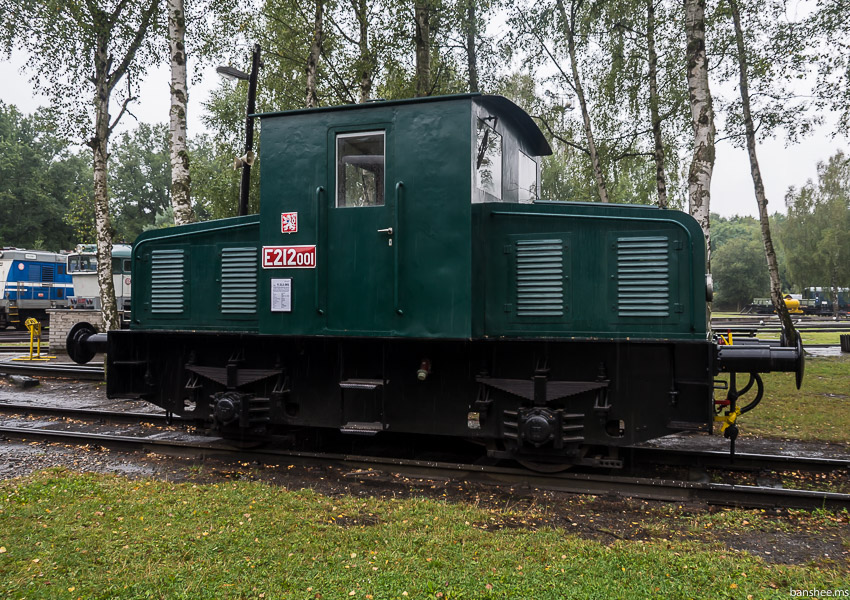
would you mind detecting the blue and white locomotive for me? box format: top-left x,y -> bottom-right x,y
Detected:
0,248 -> 73,329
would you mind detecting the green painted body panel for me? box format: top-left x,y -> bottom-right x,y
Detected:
130,215 -> 261,331
474,202 -> 708,340
130,94 -> 707,342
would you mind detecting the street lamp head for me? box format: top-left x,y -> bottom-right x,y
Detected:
216,65 -> 250,82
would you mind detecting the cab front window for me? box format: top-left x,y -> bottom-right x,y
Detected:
69,256 -> 97,273
336,131 -> 385,207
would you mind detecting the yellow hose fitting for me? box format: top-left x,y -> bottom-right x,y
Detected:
713,407 -> 741,434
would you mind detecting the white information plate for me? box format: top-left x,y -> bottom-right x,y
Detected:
271,278 -> 292,312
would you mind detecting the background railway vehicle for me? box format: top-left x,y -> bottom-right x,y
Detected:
67,94 -> 805,470
68,244 -> 132,319
745,289 -> 849,316
800,287 -> 850,316
0,248 -> 72,329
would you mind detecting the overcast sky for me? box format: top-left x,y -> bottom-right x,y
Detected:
1,50 -> 844,219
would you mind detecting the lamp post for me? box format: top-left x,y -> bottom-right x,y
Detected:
217,43 -> 262,217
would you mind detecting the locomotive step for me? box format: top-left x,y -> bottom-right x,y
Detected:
339,379 -> 385,390
340,421 -> 385,435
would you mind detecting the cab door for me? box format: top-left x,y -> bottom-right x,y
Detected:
326,128 -> 396,334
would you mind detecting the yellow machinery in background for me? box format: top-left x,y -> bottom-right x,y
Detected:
11,318 -> 55,361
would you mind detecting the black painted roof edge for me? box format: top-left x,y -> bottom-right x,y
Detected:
475,95 -> 552,157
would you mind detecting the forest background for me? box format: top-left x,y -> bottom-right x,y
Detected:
0,0 -> 848,312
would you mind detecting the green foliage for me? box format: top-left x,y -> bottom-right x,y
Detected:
0,102 -> 87,250
808,0 -> 850,130
709,213 -> 779,310
190,132 -> 245,220
712,235 -> 769,310
65,189 -> 98,245
109,123 -> 172,243
782,151 -> 850,297
0,0 -> 162,143
710,0 -> 819,148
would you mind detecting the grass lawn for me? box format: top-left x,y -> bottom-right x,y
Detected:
0,470 -> 847,599
755,331 -> 846,346
732,354 -> 850,443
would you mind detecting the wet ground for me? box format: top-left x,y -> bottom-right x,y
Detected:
0,371 -> 848,570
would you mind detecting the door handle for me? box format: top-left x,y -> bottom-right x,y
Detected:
377,227 -> 393,235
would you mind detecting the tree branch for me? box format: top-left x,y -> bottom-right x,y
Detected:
536,116 -> 590,156
109,93 -> 138,137
107,0 -> 159,94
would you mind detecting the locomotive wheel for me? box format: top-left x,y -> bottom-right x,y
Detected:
487,440 -> 588,472
516,445 -> 590,473
515,458 -> 575,473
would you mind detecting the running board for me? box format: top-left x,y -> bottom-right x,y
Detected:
340,421 -> 385,436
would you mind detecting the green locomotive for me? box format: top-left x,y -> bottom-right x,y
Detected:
69,94 -> 803,468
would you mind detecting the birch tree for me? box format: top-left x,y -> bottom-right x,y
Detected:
727,0 -> 795,338
1,0 -> 160,331
508,0 -> 611,203
684,0 -> 715,264
583,0 -> 689,208
554,0 -> 609,203
414,1 -> 433,96
646,0 -> 666,208
168,0 -> 194,224
306,0 -> 325,107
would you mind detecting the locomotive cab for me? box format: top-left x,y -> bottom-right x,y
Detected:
255,93 -> 551,338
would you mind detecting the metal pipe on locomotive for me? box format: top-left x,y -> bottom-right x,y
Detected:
67,94 -> 804,469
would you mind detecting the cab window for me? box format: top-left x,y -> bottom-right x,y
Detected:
336,131 -> 385,207
475,118 -> 502,200
518,151 -> 538,203
69,256 -> 97,272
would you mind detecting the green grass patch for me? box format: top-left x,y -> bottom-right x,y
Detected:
732,355 -> 850,443
0,470 -> 847,599
756,331 -> 846,346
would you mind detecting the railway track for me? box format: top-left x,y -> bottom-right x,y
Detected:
629,446 -> 850,473
0,404 -> 848,511
0,360 -> 103,380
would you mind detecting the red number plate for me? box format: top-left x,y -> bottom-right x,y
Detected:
262,245 -> 316,269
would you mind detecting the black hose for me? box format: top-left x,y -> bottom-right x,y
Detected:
739,373 -> 764,414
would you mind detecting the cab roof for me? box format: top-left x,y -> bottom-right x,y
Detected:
254,93 -> 552,157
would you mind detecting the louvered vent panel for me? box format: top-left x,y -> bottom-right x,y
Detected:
617,236 -> 669,317
42,265 -> 54,283
516,239 -> 563,317
151,249 -> 185,314
221,247 -> 258,314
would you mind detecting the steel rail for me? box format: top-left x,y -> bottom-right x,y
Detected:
0,361 -> 104,380
0,403 -> 175,424
0,423 -> 848,510
3,402 -> 844,475
627,446 -> 850,473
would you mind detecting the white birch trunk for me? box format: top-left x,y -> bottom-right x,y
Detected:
466,0 -> 479,93
685,0 -> 715,265
92,37 -> 119,332
168,0 -> 193,225
414,3 -> 431,97
728,0 -> 796,338
306,0 -> 324,108
647,0 -> 667,209
353,0 -> 373,103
